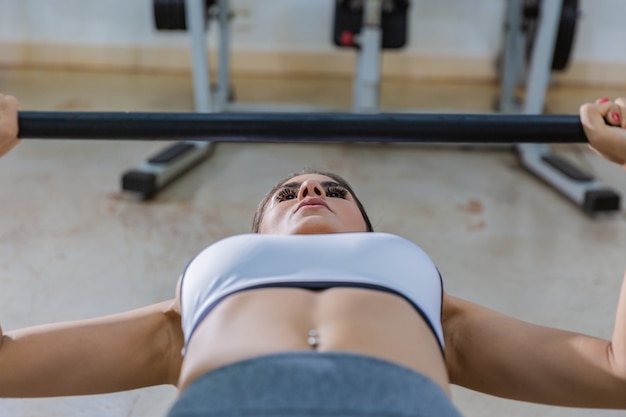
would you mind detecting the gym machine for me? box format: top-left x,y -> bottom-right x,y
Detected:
120,0 -> 619,215
150,0 -> 410,114
121,0 -> 221,200
332,0 -> 409,114
122,0 -> 411,200
497,0 -> 620,214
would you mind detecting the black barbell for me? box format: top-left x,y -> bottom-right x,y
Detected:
16,111 -> 587,144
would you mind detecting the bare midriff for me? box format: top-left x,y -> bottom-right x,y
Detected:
178,287 -> 450,395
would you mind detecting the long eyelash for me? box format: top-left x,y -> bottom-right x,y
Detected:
326,185 -> 348,198
276,188 -> 296,201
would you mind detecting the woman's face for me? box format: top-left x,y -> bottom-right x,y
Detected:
259,173 -> 368,235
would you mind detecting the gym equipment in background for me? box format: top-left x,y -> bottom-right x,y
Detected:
123,0 -> 411,201
115,0 -> 617,215
495,0 -> 614,218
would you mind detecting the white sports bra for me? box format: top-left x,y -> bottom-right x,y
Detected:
180,232 -> 444,354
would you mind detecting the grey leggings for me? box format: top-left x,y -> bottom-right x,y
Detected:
168,351 -> 464,417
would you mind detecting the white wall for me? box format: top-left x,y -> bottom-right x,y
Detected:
0,0 -> 624,81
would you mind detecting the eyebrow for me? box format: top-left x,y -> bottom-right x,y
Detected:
279,181 -> 343,190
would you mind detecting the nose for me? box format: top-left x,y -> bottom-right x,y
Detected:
297,180 -> 325,200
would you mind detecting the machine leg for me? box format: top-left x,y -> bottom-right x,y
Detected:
121,0 -> 215,199
516,143 -> 620,214
121,141 -> 215,200
353,0 -> 383,113
523,0 -> 559,115
216,0 -> 231,112
498,0 -> 525,113
516,0 -> 620,214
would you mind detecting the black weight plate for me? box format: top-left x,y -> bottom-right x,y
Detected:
173,0 -> 187,30
153,0 -> 171,30
153,0 -> 187,31
552,0 -> 578,70
333,0 -> 409,49
523,0 -> 579,71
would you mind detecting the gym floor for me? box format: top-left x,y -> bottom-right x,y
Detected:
1,68 -> 626,417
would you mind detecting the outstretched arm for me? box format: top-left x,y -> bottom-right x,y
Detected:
0,299 -> 184,397
443,270 -> 626,408
0,93 -> 184,396
442,99 -> 626,407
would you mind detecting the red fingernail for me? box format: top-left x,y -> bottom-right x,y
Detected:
611,112 -> 621,123
597,97 -> 610,104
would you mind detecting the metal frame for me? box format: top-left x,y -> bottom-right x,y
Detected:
187,0 -> 212,113
119,0 -> 620,214
121,0 -> 388,199
499,0 -> 620,214
187,0 -> 232,113
353,0 -> 383,113
190,0 -> 386,114
120,0 -> 216,200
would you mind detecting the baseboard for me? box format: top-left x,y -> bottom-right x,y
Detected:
0,41 -> 624,86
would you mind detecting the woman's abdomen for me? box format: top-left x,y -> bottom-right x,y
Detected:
178,287 -> 449,394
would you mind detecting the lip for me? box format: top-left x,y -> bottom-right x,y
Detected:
296,198 -> 330,212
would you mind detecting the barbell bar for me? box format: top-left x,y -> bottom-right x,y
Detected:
17,111 -> 587,144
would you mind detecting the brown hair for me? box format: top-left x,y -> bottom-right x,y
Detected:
251,168 -> 374,233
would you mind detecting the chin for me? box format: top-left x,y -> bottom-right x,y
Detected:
289,226 -> 342,235
291,229 -> 341,235
288,220 -> 344,235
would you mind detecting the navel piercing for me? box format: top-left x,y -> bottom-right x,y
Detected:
307,329 -> 319,349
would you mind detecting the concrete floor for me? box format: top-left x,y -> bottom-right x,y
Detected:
1,69 -> 626,416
